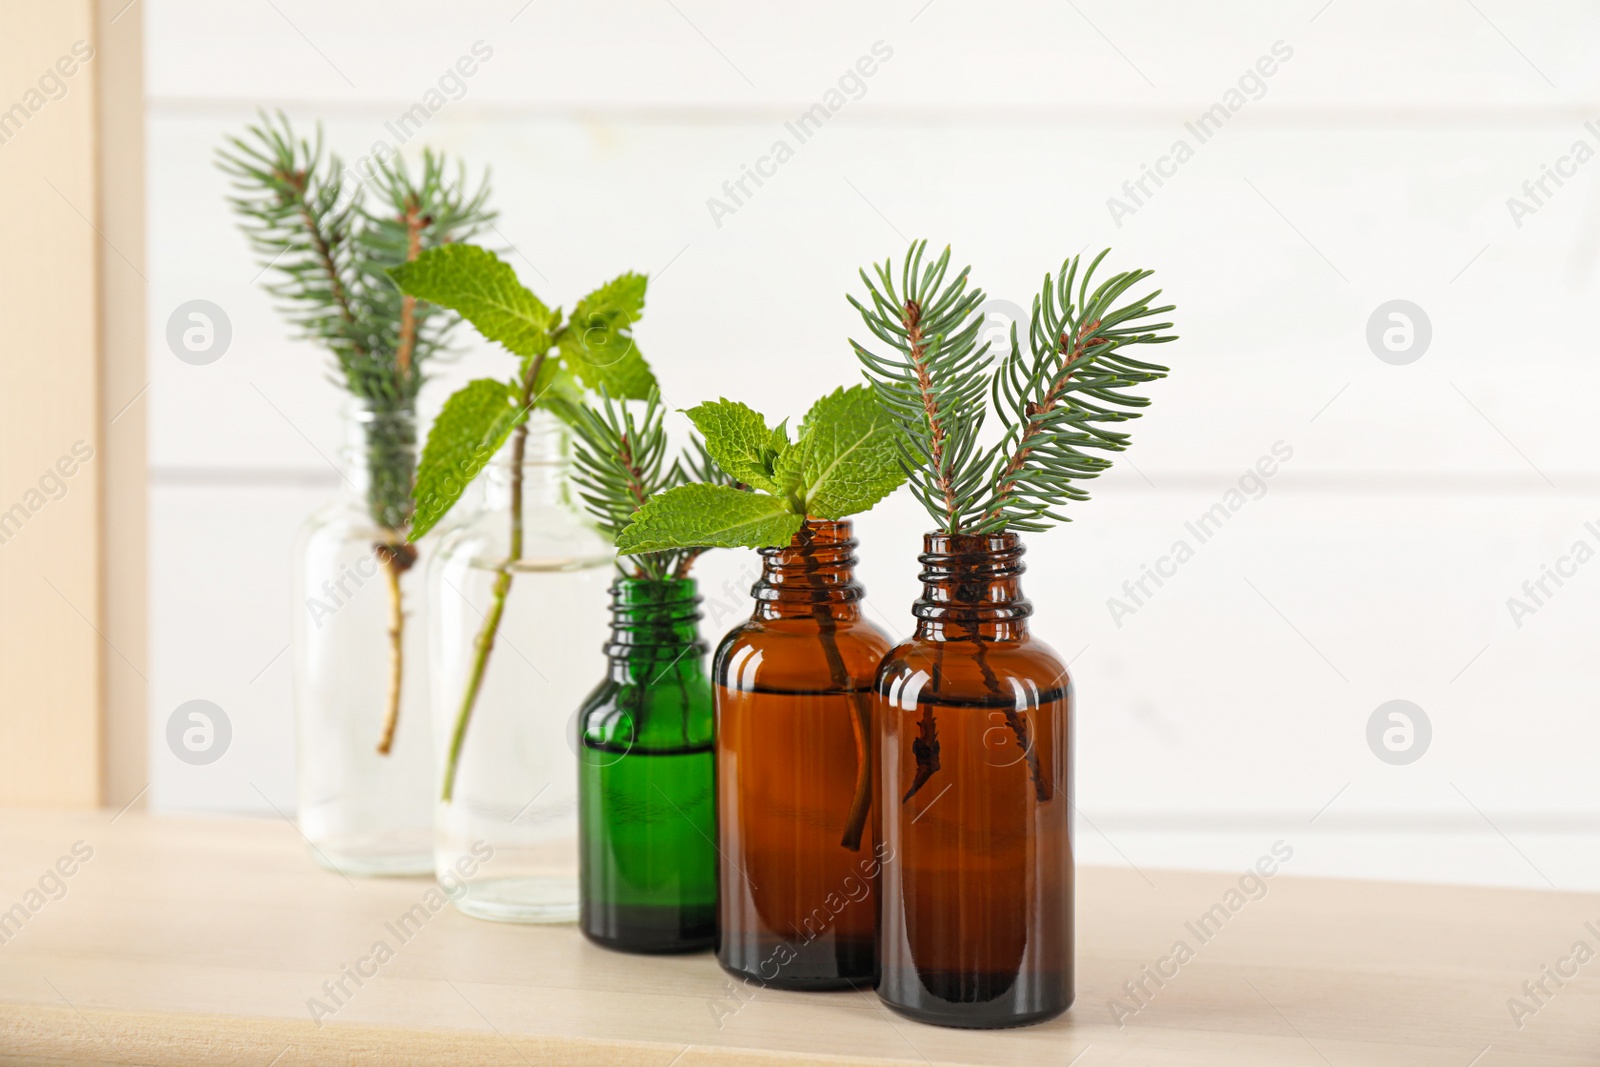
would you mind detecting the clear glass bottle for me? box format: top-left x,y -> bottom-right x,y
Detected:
577,577 -> 716,953
291,400 -> 433,876
714,519 -> 893,988
428,412 -> 612,922
874,532 -> 1074,1028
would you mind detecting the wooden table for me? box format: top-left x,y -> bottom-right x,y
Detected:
0,811 -> 1593,1065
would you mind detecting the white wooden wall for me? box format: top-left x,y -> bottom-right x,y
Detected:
146,0 -> 1600,889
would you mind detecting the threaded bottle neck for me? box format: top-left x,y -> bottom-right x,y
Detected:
606,578 -> 706,681
913,531 -> 1031,641
751,519 -> 864,622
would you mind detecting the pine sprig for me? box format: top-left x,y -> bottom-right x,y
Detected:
220,113 -> 493,538
848,241 -> 995,535
219,114 -> 369,379
977,251 -> 1176,532
851,241 -> 1178,536
355,150 -> 493,398
218,112 -> 494,415
217,112 -> 495,758
565,388 -> 715,581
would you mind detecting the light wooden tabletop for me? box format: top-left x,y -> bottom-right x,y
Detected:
0,810 -> 1593,1066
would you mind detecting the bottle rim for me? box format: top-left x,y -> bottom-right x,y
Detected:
610,575 -> 701,605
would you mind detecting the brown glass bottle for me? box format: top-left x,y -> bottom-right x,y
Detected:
713,519 -> 893,989
874,532 -> 1073,1028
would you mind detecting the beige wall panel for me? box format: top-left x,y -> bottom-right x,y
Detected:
0,0 -> 142,806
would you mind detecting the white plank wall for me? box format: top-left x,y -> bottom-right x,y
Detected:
145,0 -> 1600,889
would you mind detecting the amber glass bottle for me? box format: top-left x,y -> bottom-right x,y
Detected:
714,519 -> 893,988
577,578 -> 716,953
874,532 -> 1073,1027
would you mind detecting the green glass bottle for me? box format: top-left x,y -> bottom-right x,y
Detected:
577,577 -> 716,953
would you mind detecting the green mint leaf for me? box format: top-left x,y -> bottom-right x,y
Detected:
683,399 -> 790,495
785,384 -> 906,520
389,244 -> 555,358
556,271 -> 655,399
411,378 -> 524,540
616,483 -> 804,552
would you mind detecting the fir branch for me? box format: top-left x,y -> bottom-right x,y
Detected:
354,148 -> 494,403
217,111 -> 494,418
851,241 -> 1178,536
849,241 -> 995,534
566,388 -> 712,581
218,112 -> 495,758
977,250 -> 1176,532
218,114 -> 369,367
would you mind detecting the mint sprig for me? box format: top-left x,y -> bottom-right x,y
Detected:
616,384 -> 904,553
559,271 -> 652,397
392,244 -> 657,539
388,242 -> 657,803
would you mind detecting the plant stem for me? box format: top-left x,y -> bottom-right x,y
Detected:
374,212 -> 426,757
376,551 -> 406,754
796,524 -> 873,851
901,298 -> 960,534
394,196 -> 423,378
439,354 -> 545,802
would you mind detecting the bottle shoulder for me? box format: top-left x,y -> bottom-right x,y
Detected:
577,674 -> 714,750
877,634 -> 1071,699
713,613 -> 893,691
715,614 -> 894,660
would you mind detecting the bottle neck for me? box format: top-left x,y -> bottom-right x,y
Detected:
606,578 -> 706,685
483,411 -> 571,510
913,531 -> 1031,642
339,399 -> 418,537
750,519 -> 864,623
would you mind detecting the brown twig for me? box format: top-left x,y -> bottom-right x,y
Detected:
901,699 -> 940,802
672,548 -> 706,579
902,299 -> 960,532
394,196 -> 424,378
376,553 -> 405,754
972,636 -> 1049,802
372,200 -> 428,756
280,168 -> 366,357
